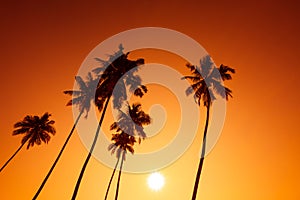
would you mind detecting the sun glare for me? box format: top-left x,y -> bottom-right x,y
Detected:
147,172 -> 165,191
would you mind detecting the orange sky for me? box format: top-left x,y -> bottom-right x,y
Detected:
0,0 -> 299,199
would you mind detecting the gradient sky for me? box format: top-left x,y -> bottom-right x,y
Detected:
0,0 -> 299,199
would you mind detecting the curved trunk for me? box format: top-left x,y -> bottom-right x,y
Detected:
115,151 -> 125,200
32,110 -> 84,199
71,96 -> 111,200
191,102 -> 210,200
104,157 -> 120,200
0,140 -> 26,172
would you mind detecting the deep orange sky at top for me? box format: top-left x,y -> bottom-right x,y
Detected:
0,0 -> 299,199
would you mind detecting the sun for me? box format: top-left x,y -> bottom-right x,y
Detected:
147,172 -> 165,191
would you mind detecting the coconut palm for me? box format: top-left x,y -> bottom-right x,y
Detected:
109,132 -> 135,200
32,73 -> 98,199
71,45 -> 147,199
105,103 -> 151,200
0,113 -> 55,172
182,55 -> 235,200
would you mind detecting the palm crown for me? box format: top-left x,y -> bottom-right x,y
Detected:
110,103 -> 151,143
183,55 -> 235,106
63,72 -> 99,118
93,44 -> 147,112
108,132 -> 136,159
13,112 -> 56,149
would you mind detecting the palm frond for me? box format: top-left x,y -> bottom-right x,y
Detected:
41,112 -> 50,122
182,75 -> 201,82
134,88 -> 144,97
75,76 -> 88,91
110,122 -> 118,130
13,127 -> 30,135
127,146 -> 134,154
186,63 -> 195,71
212,80 -> 226,98
225,87 -> 233,100
63,90 -> 83,96
94,58 -> 109,67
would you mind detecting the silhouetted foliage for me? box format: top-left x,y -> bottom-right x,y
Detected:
93,44 -> 147,111
111,103 -> 151,142
183,55 -> 235,200
183,55 -> 235,106
64,72 -> 99,118
13,112 -> 56,149
108,132 -> 136,159
32,73 -> 98,199
72,45 -> 148,199
105,102 -> 151,200
0,113 -> 55,172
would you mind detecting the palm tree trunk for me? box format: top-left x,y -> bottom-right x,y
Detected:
104,157 -> 120,200
115,151 -> 125,200
71,96 -> 111,200
191,103 -> 210,200
32,110 -> 84,200
0,141 -> 26,172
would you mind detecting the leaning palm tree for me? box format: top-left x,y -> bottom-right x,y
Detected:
71,45 -> 147,199
0,113 -> 55,172
105,103 -> 151,200
182,55 -> 235,200
32,73 -> 98,199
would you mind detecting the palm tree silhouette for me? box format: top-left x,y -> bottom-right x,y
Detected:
0,113 -> 56,172
71,45 -> 147,199
32,73 -> 98,199
105,103 -> 151,200
109,132 -> 135,200
182,55 -> 235,200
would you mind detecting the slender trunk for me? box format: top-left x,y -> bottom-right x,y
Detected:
71,96 -> 111,200
115,151 -> 125,200
32,110 -> 84,200
191,103 -> 210,200
104,157 -> 120,200
0,141 -> 26,172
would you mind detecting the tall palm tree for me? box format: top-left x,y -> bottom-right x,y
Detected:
0,113 -> 56,172
182,55 -> 235,200
32,73 -> 98,199
105,103 -> 151,200
71,45 -> 147,199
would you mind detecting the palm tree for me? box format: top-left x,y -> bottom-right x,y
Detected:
182,55 -> 235,200
109,132 -> 135,200
32,73 -> 98,199
71,45 -> 147,199
105,103 -> 151,200
0,113 -> 55,172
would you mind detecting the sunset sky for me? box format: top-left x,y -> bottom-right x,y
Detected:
0,0 -> 299,199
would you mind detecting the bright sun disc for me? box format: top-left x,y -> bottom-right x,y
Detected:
147,172 -> 165,191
